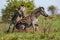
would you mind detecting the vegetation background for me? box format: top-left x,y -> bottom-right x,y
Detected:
0,0 -> 60,40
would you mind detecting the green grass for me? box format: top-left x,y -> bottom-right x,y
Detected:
0,16 -> 60,40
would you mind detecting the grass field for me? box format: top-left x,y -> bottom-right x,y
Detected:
0,16 -> 60,40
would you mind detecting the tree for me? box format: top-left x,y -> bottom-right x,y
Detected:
2,0 -> 35,22
48,5 -> 57,15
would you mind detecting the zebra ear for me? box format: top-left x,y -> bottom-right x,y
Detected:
41,7 -> 44,10
39,7 -> 44,11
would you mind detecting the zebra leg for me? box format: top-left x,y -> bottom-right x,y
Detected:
31,22 -> 35,33
12,25 -> 15,32
35,24 -> 39,31
12,20 -> 17,32
24,27 -> 27,32
6,25 -> 11,33
6,22 -> 12,33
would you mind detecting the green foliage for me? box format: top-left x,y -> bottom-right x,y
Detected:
0,16 -> 60,40
2,0 -> 35,22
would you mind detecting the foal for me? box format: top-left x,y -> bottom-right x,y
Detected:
15,7 -> 48,32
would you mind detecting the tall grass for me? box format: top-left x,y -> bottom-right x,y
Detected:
0,16 -> 60,40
